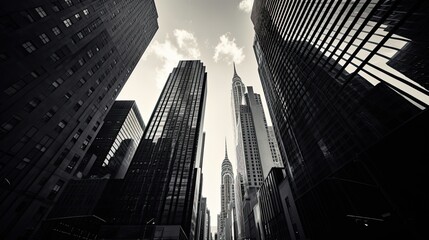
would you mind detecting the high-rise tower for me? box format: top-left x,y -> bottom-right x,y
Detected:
112,60 -> 207,239
220,141 -> 235,240
75,100 -> 145,179
0,1 -> 158,238
230,64 -> 283,239
252,0 -> 428,239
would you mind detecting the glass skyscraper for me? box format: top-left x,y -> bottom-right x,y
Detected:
110,60 -> 207,239
76,100 -> 145,179
0,0 -> 158,238
252,0 -> 428,239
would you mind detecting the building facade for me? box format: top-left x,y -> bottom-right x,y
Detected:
75,100 -> 145,179
252,0 -> 428,239
230,64 -> 283,239
110,60 -> 207,239
197,197 -> 208,240
0,0 -> 158,238
219,142 -> 235,240
197,197 -> 211,240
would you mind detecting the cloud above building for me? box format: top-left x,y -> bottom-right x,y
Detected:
238,0 -> 254,13
146,29 -> 201,88
213,33 -> 245,64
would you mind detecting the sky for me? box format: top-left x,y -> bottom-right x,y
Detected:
117,0 -> 263,231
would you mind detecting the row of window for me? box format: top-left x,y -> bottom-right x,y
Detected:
21,7 -> 91,54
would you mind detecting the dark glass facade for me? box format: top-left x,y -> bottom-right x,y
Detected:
110,60 -> 207,239
252,0 -> 428,239
257,168 -> 290,240
76,100 -> 145,179
0,0 -> 158,238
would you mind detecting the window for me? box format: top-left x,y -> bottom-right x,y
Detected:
3,81 -> 25,96
77,32 -> 83,39
1,115 -> 22,133
24,97 -> 41,112
35,7 -> 47,18
63,19 -> 72,27
51,78 -> 63,89
87,87 -> 94,96
21,11 -> 34,23
87,49 -> 93,58
50,53 -> 61,63
72,129 -> 83,142
39,33 -> 50,44
92,121 -> 100,131
47,180 -> 65,199
52,4 -> 61,12
64,0 -> 73,7
43,106 -> 58,121
22,41 -> 36,53
35,135 -> 53,152
74,13 -> 81,20
65,154 -> 79,173
74,100 -> 83,111
66,69 -> 74,76
16,158 -> 31,170
83,9 -> 89,15
78,78 -> 86,86
57,120 -> 67,131
54,148 -> 70,166
81,136 -> 92,150
52,26 -> 61,35
64,91 -> 73,99
78,58 -> 85,66
30,71 -> 39,78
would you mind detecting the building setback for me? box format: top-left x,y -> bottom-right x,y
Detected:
0,0 -> 158,238
252,0 -> 428,239
75,100 -> 145,179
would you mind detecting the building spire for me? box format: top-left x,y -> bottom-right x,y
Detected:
233,62 -> 239,78
225,138 -> 229,159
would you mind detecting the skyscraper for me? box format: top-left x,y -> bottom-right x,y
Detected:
0,0 -> 158,238
252,0 -> 428,239
230,64 -> 283,239
75,100 -> 145,179
197,197 -> 210,240
219,142 -> 235,240
107,60 -> 207,239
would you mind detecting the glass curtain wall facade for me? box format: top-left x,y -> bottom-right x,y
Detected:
76,100 -> 145,179
0,0 -> 158,238
252,0 -> 428,239
112,60 -> 207,239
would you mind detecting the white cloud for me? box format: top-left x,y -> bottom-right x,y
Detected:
213,33 -> 245,64
146,29 -> 201,88
173,29 -> 201,58
239,0 -> 254,13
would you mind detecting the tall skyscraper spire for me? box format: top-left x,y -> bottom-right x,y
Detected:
233,62 -> 239,77
220,139 -> 235,240
225,138 -> 229,159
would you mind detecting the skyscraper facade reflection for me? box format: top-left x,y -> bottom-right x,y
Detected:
0,0 -> 158,238
113,60 -> 207,239
76,100 -> 145,179
252,0 -> 428,239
